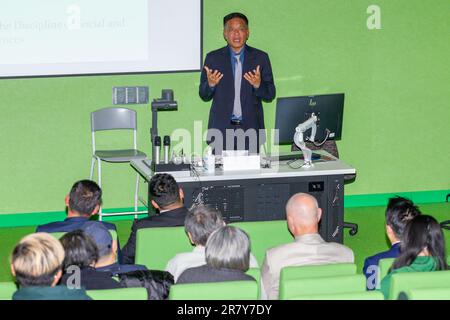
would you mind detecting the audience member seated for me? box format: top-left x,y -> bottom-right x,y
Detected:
36,179 -> 120,238
363,196 -> 421,290
11,233 -> 91,300
122,173 -> 189,264
59,230 -> 122,290
80,221 -> 147,276
380,214 -> 448,298
166,205 -> 259,281
261,192 -> 354,300
177,226 -> 256,284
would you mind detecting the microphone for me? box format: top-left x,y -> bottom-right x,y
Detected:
154,136 -> 161,164
163,135 -> 170,164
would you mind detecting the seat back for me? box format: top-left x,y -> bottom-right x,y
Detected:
403,287 -> 450,300
279,274 -> 366,300
388,270 -> 450,300
91,107 -> 138,153
0,282 -> 16,300
246,267 -> 261,298
288,290 -> 385,300
231,220 -> 292,265
135,226 -> 192,270
280,263 -> 357,283
87,287 -> 147,300
168,280 -> 258,300
91,107 -> 137,132
378,258 -> 395,282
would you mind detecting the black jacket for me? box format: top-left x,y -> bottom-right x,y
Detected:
60,267 -> 122,290
121,206 -> 189,264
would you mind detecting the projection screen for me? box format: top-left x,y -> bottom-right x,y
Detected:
0,0 -> 202,78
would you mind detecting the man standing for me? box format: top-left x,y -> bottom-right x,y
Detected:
199,12 -> 276,154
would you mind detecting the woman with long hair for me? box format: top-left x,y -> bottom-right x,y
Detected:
380,214 -> 448,298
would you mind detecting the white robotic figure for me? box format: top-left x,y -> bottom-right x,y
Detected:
293,113 -> 318,167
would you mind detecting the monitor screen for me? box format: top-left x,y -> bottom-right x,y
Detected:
274,93 -> 345,144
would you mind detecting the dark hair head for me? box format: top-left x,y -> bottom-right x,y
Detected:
392,215 -> 448,271
149,174 -> 180,209
385,196 -> 421,240
223,12 -> 248,27
68,180 -> 102,216
60,230 -> 99,270
185,205 -> 224,246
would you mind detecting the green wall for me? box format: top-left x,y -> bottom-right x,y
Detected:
0,0 -> 449,216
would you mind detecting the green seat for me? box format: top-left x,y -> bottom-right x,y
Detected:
378,258 -> 395,282
279,274 -> 366,300
0,282 -> 16,300
288,290 -> 385,300
403,287 -> 450,300
87,287 -> 147,300
231,220 -> 292,265
388,270 -> 450,300
168,280 -> 258,300
135,226 -> 192,270
246,267 -> 261,298
280,263 -> 357,283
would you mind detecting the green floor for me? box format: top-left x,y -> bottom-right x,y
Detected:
1,203 -> 449,282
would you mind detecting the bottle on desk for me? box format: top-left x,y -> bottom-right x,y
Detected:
203,147 -> 215,173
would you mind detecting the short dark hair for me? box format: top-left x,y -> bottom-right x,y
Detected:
68,180 -> 102,216
149,174 -> 180,209
223,12 -> 248,27
60,230 -> 99,270
185,205 -> 224,246
392,215 -> 448,271
385,196 -> 421,240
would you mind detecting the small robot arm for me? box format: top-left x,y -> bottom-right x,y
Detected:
293,113 -> 318,167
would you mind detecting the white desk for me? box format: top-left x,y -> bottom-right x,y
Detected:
131,150 -> 356,243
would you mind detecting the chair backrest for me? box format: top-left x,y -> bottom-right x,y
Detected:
87,287 -> 147,300
280,263 -> 357,283
403,287 -> 450,300
279,274 -> 366,300
91,107 -> 137,132
388,270 -> 450,300
0,282 -> 16,300
135,226 -> 192,270
231,220 -> 292,265
378,258 -> 395,282
168,280 -> 258,300
246,267 -> 261,298
287,290 -> 385,300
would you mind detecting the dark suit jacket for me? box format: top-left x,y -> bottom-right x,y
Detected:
363,242 -> 401,290
199,45 -> 276,146
36,216 -> 117,234
121,206 -> 189,264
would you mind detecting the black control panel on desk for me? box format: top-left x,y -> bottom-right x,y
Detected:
173,175 -> 345,243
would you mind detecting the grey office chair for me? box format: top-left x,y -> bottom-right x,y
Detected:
90,107 -> 147,220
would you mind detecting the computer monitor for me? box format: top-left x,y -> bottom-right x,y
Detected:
275,93 -> 345,145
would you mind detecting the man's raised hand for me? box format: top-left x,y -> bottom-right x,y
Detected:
204,66 -> 224,88
244,65 -> 261,89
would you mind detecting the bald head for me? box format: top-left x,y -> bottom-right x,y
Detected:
286,193 -> 322,236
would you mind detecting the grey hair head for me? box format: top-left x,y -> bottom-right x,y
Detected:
205,226 -> 250,272
184,205 -> 224,246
